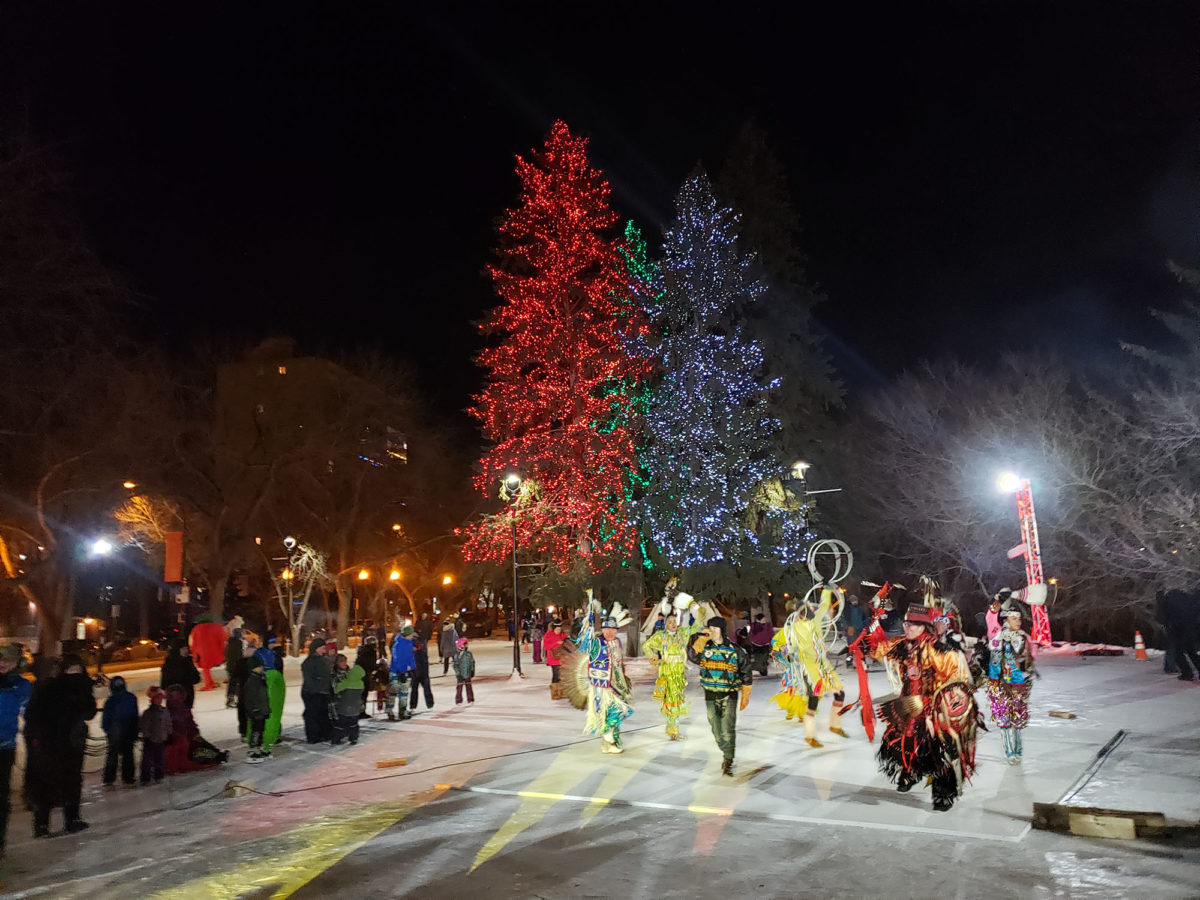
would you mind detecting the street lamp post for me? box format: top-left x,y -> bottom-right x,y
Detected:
505,473 -> 523,678
998,473 -> 1052,645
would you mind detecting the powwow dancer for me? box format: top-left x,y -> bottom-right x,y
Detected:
771,586 -> 846,747
642,591 -> 711,740
690,615 -> 753,776
986,600 -> 1035,764
867,602 -> 983,812
561,600 -> 635,754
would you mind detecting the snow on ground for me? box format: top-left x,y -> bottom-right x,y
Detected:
2,637 -> 1198,899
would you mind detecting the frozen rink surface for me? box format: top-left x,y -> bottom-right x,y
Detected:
2,638 -> 1198,899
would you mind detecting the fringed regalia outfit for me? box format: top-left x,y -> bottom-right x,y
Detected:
985,612 -> 1033,764
771,588 -> 846,747
561,603 -> 635,753
643,623 -> 701,738
868,604 -> 983,812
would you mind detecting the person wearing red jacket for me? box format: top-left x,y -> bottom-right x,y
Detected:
542,619 -> 566,684
188,618 -> 227,692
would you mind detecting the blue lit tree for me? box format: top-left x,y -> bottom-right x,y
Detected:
642,170 -> 781,569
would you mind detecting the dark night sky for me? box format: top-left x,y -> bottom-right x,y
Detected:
4,3 -> 1200,416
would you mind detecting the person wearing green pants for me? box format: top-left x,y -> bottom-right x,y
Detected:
691,616 -> 753,776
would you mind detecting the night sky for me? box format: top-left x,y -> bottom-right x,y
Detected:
4,3 -> 1200,416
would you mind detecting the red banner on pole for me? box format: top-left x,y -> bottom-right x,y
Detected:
164,531 -> 183,583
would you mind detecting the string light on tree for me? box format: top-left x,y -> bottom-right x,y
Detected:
460,121 -> 651,572
642,169 -> 780,567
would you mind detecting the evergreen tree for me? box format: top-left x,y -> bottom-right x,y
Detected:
461,122 -> 650,572
643,169 -> 780,568
717,121 -> 842,458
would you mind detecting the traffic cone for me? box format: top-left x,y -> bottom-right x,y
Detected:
1134,631 -> 1149,660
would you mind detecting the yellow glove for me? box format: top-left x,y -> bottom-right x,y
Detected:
739,684 -> 752,711
691,633 -> 710,654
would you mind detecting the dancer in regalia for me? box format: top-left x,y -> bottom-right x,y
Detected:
985,600 -> 1035,764
642,591 -> 708,740
868,603 -> 983,811
771,587 -> 847,747
560,600 -> 635,754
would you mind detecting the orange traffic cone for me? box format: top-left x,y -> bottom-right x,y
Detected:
1134,631 -> 1149,660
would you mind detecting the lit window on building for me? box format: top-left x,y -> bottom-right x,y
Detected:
278,365 -> 287,375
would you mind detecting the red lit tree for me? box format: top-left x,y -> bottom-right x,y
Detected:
461,121 -> 650,572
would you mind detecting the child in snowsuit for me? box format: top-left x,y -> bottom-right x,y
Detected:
243,655 -> 271,761
331,654 -> 365,745
139,686 -> 172,784
454,638 -> 476,705
101,676 -> 139,787
373,657 -> 390,715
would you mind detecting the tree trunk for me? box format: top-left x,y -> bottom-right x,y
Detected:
54,570 -> 74,648
206,567 -> 232,620
335,581 -> 352,648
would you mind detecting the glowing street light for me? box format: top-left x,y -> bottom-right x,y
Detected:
442,574 -> 453,586
791,460 -> 811,480
389,569 -> 401,582
358,569 -> 370,581
91,539 -> 113,557
392,523 -> 402,532
122,480 -> 136,490
504,472 -> 524,678
281,568 -> 294,581
997,472 -> 1023,493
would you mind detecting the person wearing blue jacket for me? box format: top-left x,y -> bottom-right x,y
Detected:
388,626 -> 416,721
101,675 -> 140,787
0,645 -> 31,854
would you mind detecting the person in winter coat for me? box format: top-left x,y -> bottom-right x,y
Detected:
25,655 -> 97,836
254,634 -> 280,672
531,618 -> 545,664
100,675 -> 139,787
160,640 -> 202,708
164,685 -> 227,774
1157,589 -> 1200,681
416,611 -> 434,646
748,614 -> 774,676
372,657 -> 390,715
453,638 -> 476,705
439,620 -> 459,675
388,627 -> 416,720
139,686 -> 172,784
0,644 -> 31,853
543,620 -> 566,684
331,654 -> 365,745
374,620 -> 388,655
355,637 -> 377,718
409,632 -> 434,712
300,638 -> 334,742
224,628 -> 245,709
243,656 -> 272,761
